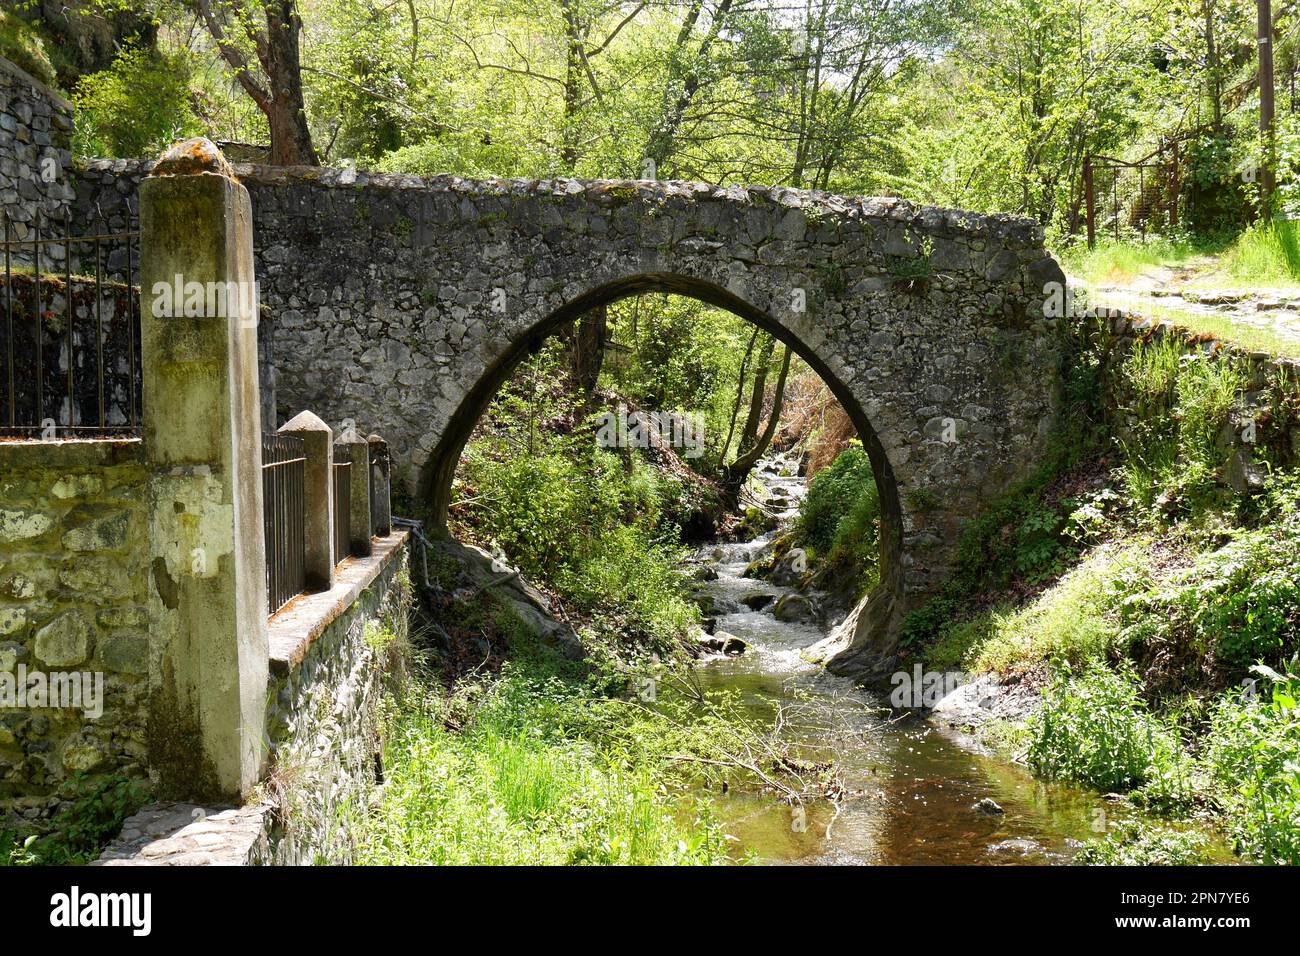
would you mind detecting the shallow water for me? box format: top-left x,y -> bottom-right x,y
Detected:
689,458 -> 1230,866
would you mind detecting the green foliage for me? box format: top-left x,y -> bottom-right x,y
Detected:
72,46 -> 203,159
798,445 -> 876,554
792,445 -> 880,597
454,344 -> 698,646
1,775 -> 147,865
1119,477 -> 1300,673
1076,819 -> 1212,866
357,660 -> 777,865
1117,342 -> 1246,510
1220,220 -> 1300,286
0,10 -> 56,88
1028,661 -> 1194,812
1203,665 -> 1300,863
1059,237 -> 1213,287
957,545 -> 1147,674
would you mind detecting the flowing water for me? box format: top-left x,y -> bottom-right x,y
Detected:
688,456 -> 1229,865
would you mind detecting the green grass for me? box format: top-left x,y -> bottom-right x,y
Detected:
1058,237 -> 1208,286
357,669 -> 729,865
1219,220 -> 1300,288
1060,223 -> 1300,291
355,617 -> 791,867
931,544 -> 1148,674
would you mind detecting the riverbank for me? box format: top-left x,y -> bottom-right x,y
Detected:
893,315 -> 1300,864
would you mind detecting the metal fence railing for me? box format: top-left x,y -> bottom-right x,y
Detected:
262,433 -> 306,615
1083,146 -> 1181,248
1,211 -> 141,437
333,445 -> 352,566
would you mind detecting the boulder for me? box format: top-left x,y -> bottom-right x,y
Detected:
772,593 -> 817,623
697,631 -> 748,656
432,538 -> 584,660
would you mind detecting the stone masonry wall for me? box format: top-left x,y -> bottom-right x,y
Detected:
260,539 -> 410,864
0,440 -> 150,831
1092,310 -> 1300,491
0,56 -> 74,271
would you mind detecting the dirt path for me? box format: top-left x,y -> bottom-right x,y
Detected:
1078,259 -> 1300,349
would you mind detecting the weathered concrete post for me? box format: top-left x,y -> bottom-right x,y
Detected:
368,434 -> 392,537
281,411 -> 335,591
139,138 -> 268,802
340,428 -> 372,557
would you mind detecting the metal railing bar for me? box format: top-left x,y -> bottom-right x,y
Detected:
33,213 -> 41,430
4,213 -> 12,428
125,207 -> 136,428
94,237 -> 103,426
64,211 -> 73,428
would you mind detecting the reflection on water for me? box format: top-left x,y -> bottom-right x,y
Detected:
690,488 -> 1229,866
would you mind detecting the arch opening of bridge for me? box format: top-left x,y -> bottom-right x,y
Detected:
422,274 -> 904,662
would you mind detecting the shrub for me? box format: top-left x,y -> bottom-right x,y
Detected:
798,445 -> 878,554
72,46 -> 203,159
1028,661 -> 1193,811
1076,819 -> 1212,866
1203,665 -> 1300,864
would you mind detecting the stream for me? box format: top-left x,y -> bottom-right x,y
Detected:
687,455 -> 1228,865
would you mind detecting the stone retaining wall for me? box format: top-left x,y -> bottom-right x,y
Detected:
0,56 -> 74,271
0,439 -> 150,830
1091,310 -> 1300,492
96,533 -> 411,865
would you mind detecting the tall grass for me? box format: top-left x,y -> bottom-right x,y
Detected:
1118,342 -> 1246,507
1220,220 -> 1300,287
358,671 -> 729,865
1059,237 -> 1206,285
1203,667 -> 1300,864
352,639 -> 791,866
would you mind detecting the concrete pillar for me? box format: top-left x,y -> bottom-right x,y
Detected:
280,411 -> 335,591
139,138 -> 268,802
340,429 -> 372,557
368,434 -> 392,537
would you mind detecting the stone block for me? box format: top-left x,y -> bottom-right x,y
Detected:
33,610 -> 92,667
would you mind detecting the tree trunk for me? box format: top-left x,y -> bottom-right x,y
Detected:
736,334 -> 777,458
720,327 -> 760,463
265,0 -> 319,166
571,304 -> 607,393
726,346 -> 792,489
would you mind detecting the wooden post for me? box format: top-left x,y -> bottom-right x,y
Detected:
1260,0 -> 1277,217
1084,155 -> 1096,249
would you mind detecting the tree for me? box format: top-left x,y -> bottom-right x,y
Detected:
195,0 -> 320,165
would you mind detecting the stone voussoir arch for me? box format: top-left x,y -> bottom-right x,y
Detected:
74,155 -> 1067,678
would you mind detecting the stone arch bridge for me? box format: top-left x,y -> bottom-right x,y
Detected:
75,158 -> 1067,677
